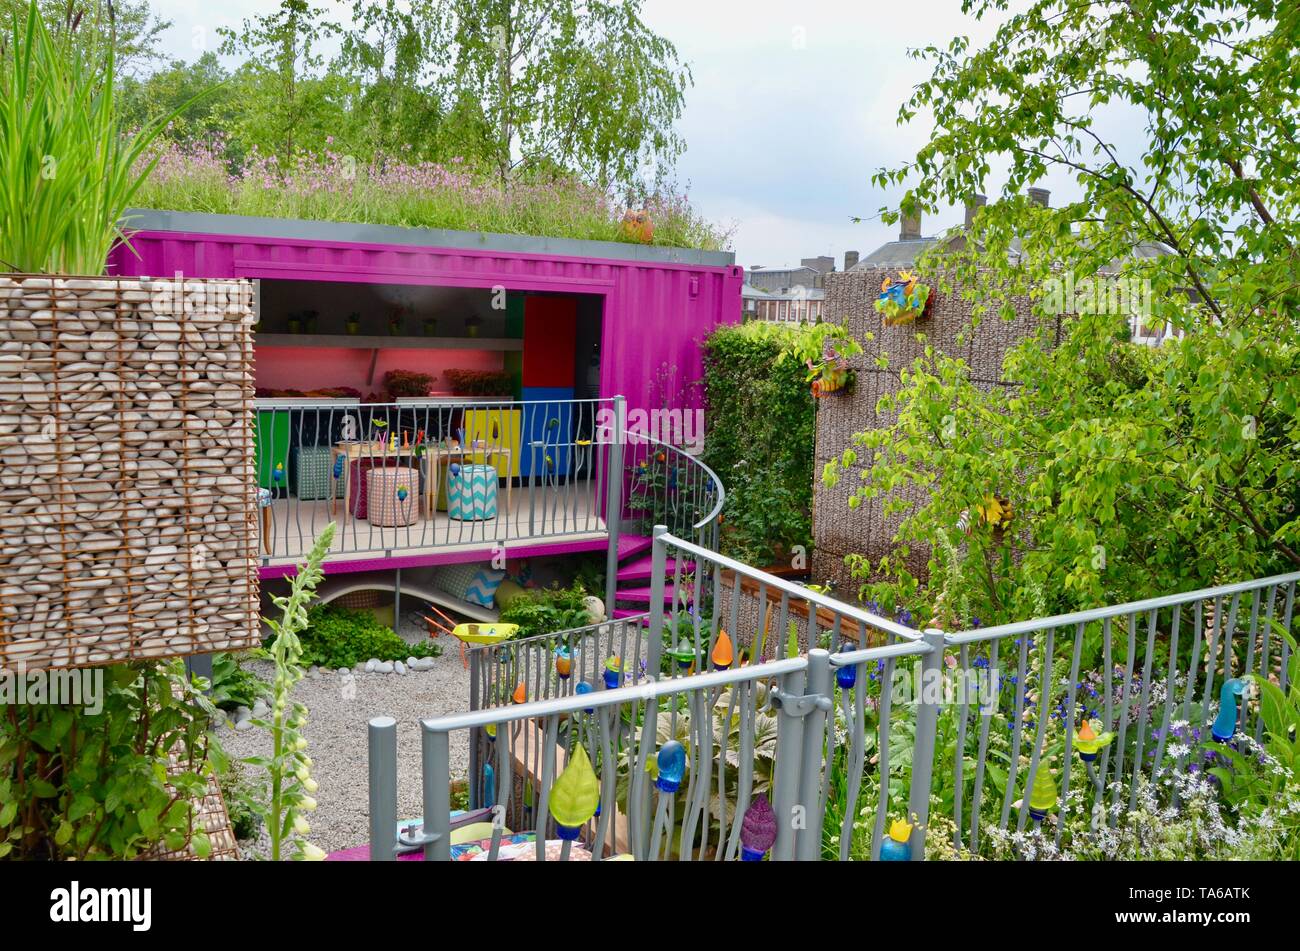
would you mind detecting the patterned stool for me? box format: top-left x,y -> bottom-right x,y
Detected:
366,466 -> 419,527
257,487 -> 273,554
448,464 -> 498,521
347,458 -> 387,518
293,445 -> 343,501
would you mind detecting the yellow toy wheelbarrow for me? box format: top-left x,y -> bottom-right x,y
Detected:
424,609 -> 519,668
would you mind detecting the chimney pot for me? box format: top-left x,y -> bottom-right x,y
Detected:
964,194 -> 987,228
1028,187 -> 1051,208
844,250 -> 859,270
900,212 -> 922,240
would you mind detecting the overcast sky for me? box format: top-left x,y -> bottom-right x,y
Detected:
148,0 -> 1070,269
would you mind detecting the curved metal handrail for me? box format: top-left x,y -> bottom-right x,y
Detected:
623,429 -> 726,538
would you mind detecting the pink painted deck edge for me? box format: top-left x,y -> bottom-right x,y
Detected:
259,536 -> 609,580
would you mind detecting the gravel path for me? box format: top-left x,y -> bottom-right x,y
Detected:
216,610 -> 471,858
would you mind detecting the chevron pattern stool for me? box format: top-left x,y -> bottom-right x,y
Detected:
447,463 -> 498,521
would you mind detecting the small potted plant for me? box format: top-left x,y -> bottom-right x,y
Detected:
346,312 -> 361,335
444,368 -> 514,399
302,310 -> 319,334
388,310 -> 405,336
385,369 -> 436,401
287,311 -> 302,334
423,317 -> 437,336
464,315 -> 483,338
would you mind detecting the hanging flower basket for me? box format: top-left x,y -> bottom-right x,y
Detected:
874,270 -> 932,326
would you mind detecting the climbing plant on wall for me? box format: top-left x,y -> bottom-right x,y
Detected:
703,321 -> 816,566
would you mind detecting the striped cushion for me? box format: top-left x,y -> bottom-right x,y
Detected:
434,563 -> 506,608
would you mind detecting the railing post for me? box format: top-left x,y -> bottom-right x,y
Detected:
603,395 -> 626,616
368,716 -> 398,861
795,648 -> 832,861
422,723 -> 452,861
907,629 -> 946,861
647,523 -> 668,676
770,665 -> 807,861
468,650 -> 481,809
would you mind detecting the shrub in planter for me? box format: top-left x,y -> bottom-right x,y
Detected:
444,368 -> 514,397
385,369 -> 437,399
873,270 -> 932,326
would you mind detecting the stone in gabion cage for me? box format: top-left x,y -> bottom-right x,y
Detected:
0,275 -> 260,670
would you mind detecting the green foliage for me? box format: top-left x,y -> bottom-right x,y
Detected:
437,0 -> 691,191
498,582 -> 592,639
216,0 -> 342,170
217,760 -> 266,842
1209,621 -> 1300,859
828,0 -> 1300,625
0,1 -> 196,273
115,0 -> 697,200
119,53 -> 234,148
296,603 -> 439,669
209,652 -> 268,712
253,523 -> 335,861
132,140 -> 727,250
0,660 -> 220,860
702,321 -> 815,564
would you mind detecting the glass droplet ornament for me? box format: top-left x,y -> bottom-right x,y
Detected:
655,741 -> 686,793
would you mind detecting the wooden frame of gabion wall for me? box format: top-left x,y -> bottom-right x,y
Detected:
0,274 -> 259,670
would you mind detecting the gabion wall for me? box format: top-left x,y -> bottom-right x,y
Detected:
0,275 -> 259,670
812,269 -> 1057,592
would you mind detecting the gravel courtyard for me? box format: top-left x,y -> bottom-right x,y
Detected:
216,611 -> 471,858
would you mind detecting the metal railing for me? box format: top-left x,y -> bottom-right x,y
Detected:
465,614 -> 651,811
369,526 -> 944,861
623,431 -> 725,541
366,526 -> 1300,861
254,397 -> 613,564
941,571 -> 1298,854
369,638 -> 941,861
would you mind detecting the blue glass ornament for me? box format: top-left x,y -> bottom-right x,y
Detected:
575,680 -> 594,713
836,663 -> 857,690
655,741 -> 686,793
1212,678 -> 1246,742
602,656 -> 622,690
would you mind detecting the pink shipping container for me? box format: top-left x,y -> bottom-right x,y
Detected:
108,210 -> 742,417
107,210 -> 741,586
